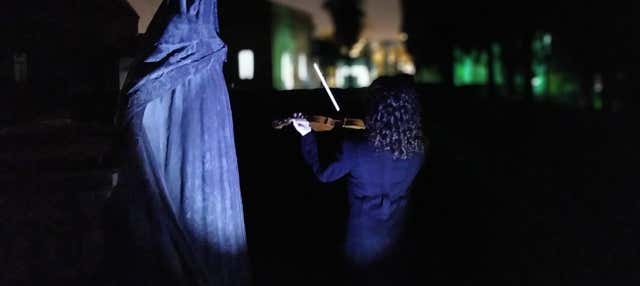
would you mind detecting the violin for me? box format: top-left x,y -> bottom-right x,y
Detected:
272,115 -> 366,132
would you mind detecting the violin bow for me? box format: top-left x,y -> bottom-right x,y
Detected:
313,62 -> 341,112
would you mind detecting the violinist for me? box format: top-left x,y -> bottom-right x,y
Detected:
291,75 -> 426,286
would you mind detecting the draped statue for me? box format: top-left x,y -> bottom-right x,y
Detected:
108,1 -> 250,285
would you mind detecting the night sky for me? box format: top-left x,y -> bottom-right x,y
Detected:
128,0 -> 401,40
127,0 -> 162,33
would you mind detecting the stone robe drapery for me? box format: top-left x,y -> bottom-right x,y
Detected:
114,1 -> 250,285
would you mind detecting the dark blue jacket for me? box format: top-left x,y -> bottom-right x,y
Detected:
301,132 -> 424,267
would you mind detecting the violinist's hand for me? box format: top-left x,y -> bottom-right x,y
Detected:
291,113 -> 311,136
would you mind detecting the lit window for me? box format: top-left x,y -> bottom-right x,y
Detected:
350,65 -> 371,87
334,65 -> 371,88
298,54 -> 308,81
238,49 -> 254,80
13,53 -> 28,83
335,65 -> 350,88
593,74 -> 603,93
543,33 -> 552,46
397,61 -> 416,75
531,77 -> 543,87
280,52 -> 294,90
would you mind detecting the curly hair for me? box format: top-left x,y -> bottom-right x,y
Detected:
365,75 -> 425,160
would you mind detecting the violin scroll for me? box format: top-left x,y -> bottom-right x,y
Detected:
272,118 -> 293,130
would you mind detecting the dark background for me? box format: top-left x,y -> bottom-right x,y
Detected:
0,0 -> 638,285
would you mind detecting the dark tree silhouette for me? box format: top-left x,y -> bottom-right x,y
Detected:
402,0 -> 634,109
323,0 -> 364,50
550,2 -> 634,111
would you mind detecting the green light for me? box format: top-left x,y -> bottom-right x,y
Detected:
492,43 -> 504,86
543,33 -> 552,46
513,74 -> 525,93
415,66 -> 442,84
532,63 -> 547,96
547,71 -> 580,104
531,32 -> 552,96
453,48 -> 488,86
593,95 -> 603,111
272,6 -> 296,90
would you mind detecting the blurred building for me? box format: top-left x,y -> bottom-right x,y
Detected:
1,1 -> 139,123
0,1 -> 139,124
220,0 -> 416,91
348,37 -> 415,86
219,0 -> 318,91
315,36 -> 416,90
400,0 -> 634,111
